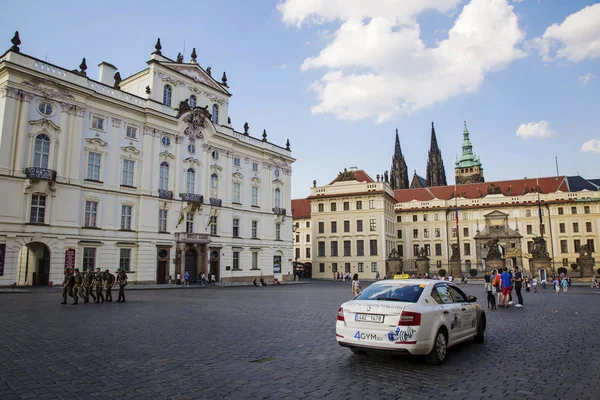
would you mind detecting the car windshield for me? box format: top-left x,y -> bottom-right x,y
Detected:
354,283 -> 425,303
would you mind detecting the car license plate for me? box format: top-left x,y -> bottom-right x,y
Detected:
355,313 -> 384,323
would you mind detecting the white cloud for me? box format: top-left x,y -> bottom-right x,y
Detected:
532,3 -> 600,62
580,73 -> 595,85
278,0 -> 526,122
516,120 -> 555,139
511,0 -> 524,3
278,64 -> 288,69
581,139 -> 600,153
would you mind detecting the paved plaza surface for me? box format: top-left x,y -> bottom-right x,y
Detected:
1,281 -> 599,400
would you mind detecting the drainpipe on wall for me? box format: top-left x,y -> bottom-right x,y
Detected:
545,204 -> 556,271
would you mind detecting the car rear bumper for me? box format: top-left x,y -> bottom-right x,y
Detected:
335,324 -> 433,355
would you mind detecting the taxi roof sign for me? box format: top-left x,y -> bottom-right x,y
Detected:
393,274 -> 410,280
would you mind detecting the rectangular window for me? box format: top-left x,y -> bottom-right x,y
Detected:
369,200 -> 375,209
584,206 -> 590,214
331,221 -> 337,233
571,207 -> 577,214
343,240 -> 351,256
318,203 -> 324,212
560,240 -> 568,253
318,222 -> 324,234
526,225 -> 533,234
369,239 -> 377,256
369,219 -> 376,232
233,251 -> 240,270
357,220 -> 363,232
343,220 -> 350,233
158,209 -> 168,232
233,218 -> 240,237
587,239 -> 595,253
464,243 -> 471,256
84,201 -> 98,227
30,194 -> 46,224
397,230 -> 402,239
527,241 -> 533,253
306,248 -> 311,258
558,207 -> 564,215
397,216 -> 401,222
275,223 -> 281,240
210,216 -> 217,236
435,243 -> 442,256
306,234 -> 310,242
434,214 -> 439,221
119,248 -> 131,272
356,201 -> 362,210
398,245 -> 403,257
562,258 -> 569,266
423,214 -> 428,222
463,227 -> 468,237
252,162 -> 258,171
424,244 -> 430,256
371,262 -> 377,273
295,247 -> 301,260
83,247 -> 96,271
413,215 -> 418,222
413,244 -> 419,257
574,239 -> 581,253
357,240 -> 364,256
451,227 -> 456,238
306,221 -> 310,228
126,125 -> 137,139
252,252 -> 258,269
573,222 -> 579,233
424,228 -> 429,238
330,203 -> 337,212
413,229 -> 418,239
435,228 -> 440,238
121,205 -> 132,230
586,222 -> 592,233
251,186 -> 259,207
542,224 -> 546,235
87,152 -> 101,181
252,220 -> 258,239
559,223 -> 565,233
122,159 -> 134,186
91,116 -> 105,130
462,213 -> 467,220
318,241 -> 326,257
234,157 -> 241,167
319,263 -> 325,273
233,183 -> 241,203
332,263 -> 338,273
526,210 -> 532,217
187,212 -> 194,233
331,241 -> 338,257
345,263 -> 351,273
358,262 -> 364,272
343,201 -> 349,211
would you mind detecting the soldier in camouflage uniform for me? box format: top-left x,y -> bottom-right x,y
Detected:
94,268 -> 105,303
61,268 -> 73,305
72,268 -> 83,305
84,270 -> 96,303
104,269 -> 115,302
116,268 -> 128,303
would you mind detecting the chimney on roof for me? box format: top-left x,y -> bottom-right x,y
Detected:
349,166 -> 358,171
98,62 -> 118,86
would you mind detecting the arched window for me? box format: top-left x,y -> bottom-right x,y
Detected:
163,85 -> 172,107
274,188 -> 281,208
159,162 -> 170,190
186,168 -> 195,193
210,173 -> 219,198
33,134 -> 50,168
212,104 -> 219,124
189,95 -> 197,108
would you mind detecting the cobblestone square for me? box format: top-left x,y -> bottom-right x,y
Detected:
1,281 -> 598,400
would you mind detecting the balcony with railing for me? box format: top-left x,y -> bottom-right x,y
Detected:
179,193 -> 204,204
273,207 -> 287,216
158,189 -> 173,200
25,167 -> 56,181
210,197 -> 222,207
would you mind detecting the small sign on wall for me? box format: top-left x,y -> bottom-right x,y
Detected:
64,248 -> 76,270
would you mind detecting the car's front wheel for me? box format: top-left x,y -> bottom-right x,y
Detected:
474,315 -> 485,343
426,329 -> 447,365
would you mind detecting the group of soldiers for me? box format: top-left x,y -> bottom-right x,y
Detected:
61,267 -> 128,305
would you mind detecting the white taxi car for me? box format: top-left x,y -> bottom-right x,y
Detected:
336,279 -> 485,364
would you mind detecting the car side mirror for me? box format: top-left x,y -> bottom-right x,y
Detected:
467,295 -> 477,303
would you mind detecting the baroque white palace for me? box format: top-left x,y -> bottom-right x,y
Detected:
0,34 -> 294,286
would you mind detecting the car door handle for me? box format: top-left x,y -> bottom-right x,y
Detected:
461,308 -> 466,311
443,311 -> 449,314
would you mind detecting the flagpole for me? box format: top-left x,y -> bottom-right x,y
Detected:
537,176 -> 543,239
454,184 -> 461,271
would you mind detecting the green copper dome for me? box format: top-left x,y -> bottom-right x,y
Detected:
455,121 -> 482,169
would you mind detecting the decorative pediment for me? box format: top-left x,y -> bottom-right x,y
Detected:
210,163 -> 223,172
268,156 -> 290,168
156,71 -> 185,86
85,137 -> 108,147
21,77 -> 74,101
232,172 -> 243,182
204,91 -> 226,106
30,118 -> 60,133
164,64 -> 230,95
251,176 -> 261,184
183,157 -> 201,167
160,151 -> 175,160
272,178 -> 284,187
121,146 -> 140,155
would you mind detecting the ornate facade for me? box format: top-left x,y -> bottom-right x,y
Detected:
389,129 -> 409,190
0,36 -> 294,286
425,122 -> 447,187
455,121 -> 484,184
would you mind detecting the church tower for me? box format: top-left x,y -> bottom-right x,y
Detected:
390,129 -> 409,190
455,121 -> 484,184
425,122 -> 447,187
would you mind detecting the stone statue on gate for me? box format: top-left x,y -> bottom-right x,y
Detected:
417,246 -> 429,260
450,243 -> 460,262
578,244 -> 592,259
531,236 -> 549,259
486,238 -> 502,259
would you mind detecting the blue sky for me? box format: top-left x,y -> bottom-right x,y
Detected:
2,0 -> 599,199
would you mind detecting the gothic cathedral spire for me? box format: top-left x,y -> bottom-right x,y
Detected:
425,122 -> 447,187
390,129 -> 409,190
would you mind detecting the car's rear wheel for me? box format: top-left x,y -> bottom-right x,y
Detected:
350,348 -> 368,355
474,315 -> 485,343
426,329 -> 447,365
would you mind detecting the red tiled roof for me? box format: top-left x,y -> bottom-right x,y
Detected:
394,176 -> 569,202
329,169 -> 374,185
292,198 -> 311,219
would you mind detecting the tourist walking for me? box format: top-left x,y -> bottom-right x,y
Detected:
592,275 -> 598,288
184,271 -> 190,286
562,276 -> 569,293
500,267 -> 513,307
513,266 -> 523,308
532,277 -> 538,293
553,277 -> 561,293
351,274 -> 362,297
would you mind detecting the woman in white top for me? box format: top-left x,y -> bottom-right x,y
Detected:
351,274 -> 362,297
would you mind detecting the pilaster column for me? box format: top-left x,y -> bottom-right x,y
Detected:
12,90 -> 33,175
57,108 -> 71,179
